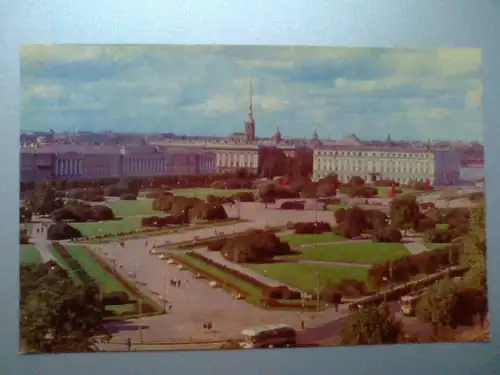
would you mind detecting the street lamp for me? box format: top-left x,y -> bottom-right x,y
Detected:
315,271 -> 320,313
163,269 -> 167,313
133,256 -> 137,278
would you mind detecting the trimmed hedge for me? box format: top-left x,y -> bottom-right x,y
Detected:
294,221 -> 332,234
280,201 -> 305,210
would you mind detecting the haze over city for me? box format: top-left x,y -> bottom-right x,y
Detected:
21,45 -> 483,142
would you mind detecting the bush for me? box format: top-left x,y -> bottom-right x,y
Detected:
334,207 -> 370,238
220,231 -> 292,263
280,201 -> 305,210
412,216 -> 436,233
47,222 -> 82,240
316,183 -> 337,198
207,238 -> 226,251
232,192 -> 255,202
51,203 -> 115,222
294,221 -> 332,234
20,227 -> 29,244
146,189 -> 172,199
120,193 -> 137,200
102,291 -> 131,305
372,227 -> 402,243
348,186 -> 378,198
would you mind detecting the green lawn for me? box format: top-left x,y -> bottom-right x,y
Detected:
373,186 -> 418,196
246,263 -> 369,292
173,188 -> 255,198
424,242 -> 451,250
285,241 -> 411,264
280,233 -> 346,245
72,216 -> 149,237
326,204 -> 351,211
436,223 -> 449,230
20,245 -> 42,264
108,199 -> 163,217
65,246 -> 157,316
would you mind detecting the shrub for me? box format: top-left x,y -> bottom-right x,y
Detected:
316,183 -> 337,198
20,227 -> 29,244
102,291 -> 131,305
120,193 -> 138,200
207,238 -> 226,251
232,192 -> 255,202
220,231 -> 291,263
372,227 -> 402,243
348,186 -> 378,198
47,222 -> 82,240
412,216 -> 436,233
280,201 -> 305,210
294,221 -> 332,234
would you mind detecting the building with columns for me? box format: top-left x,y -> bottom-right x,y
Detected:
312,145 -> 461,185
20,144 -> 216,182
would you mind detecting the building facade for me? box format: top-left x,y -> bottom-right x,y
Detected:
312,146 -> 460,185
19,144 -> 216,182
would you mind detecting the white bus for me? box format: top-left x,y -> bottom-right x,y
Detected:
240,324 -> 297,349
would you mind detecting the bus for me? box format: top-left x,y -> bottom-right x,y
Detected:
240,324 -> 297,349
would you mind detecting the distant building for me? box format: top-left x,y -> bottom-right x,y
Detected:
19,144 -> 216,182
312,146 -> 461,185
149,81 -> 317,174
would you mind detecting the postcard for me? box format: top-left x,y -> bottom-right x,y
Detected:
19,44 -> 487,353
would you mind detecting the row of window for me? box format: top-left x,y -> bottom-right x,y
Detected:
315,151 -> 433,159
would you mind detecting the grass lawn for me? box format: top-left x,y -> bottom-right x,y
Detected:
285,241 -> 411,264
436,223 -> 449,230
373,186 -> 418,196
108,199 -> 163,217
326,204 -> 351,211
246,262 -> 369,292
20,244 -> 42,264
72,216 -> 148,237
424,242 -> 451,250
173,188 -> 254,198
65,246 -> 159,316
280,233 -> 346,245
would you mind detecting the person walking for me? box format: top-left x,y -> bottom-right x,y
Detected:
301,320 -> 305,330
126,338 -> 131,352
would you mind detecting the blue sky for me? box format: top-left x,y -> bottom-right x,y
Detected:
20,45 -> 483,141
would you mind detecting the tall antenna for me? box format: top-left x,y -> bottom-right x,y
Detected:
249,78 -> 253,113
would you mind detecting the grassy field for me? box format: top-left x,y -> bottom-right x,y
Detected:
173,188 -> 254,198
373,186 -> 418,196
20,244 -> 42,264
65,246 -> 160,316
108,199 -> 163,217
436,223 -> 450,230
326,204 -> 351,211
285,241 -> 411,264
424,242 -> 451,250
72,216 -> 148,237
246,262 -> 369,292
280,233 -> 346,245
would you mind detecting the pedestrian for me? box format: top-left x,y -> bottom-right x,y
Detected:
126,338 -> 131,352
301,320 -> 305,330
208,322 -> 212,331
203,323 -> 207,332
168,304 -> 172,311
178,280 -> 181,288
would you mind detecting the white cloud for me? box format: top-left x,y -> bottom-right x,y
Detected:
255,95 -> 289,111
185,95 -> 238,114
466,87 -> 482,111
23,83 -> 63,100
236,59 -> 294,69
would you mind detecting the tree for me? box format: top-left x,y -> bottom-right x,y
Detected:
415,277 -> 459,338
20,262 -> 110,353
340,303 -> 404,345
461,201 -> 486,290
389,195 -> 420,236
28,181 -> 64,215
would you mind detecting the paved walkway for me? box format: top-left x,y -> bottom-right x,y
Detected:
404,241 -> 430,254
30,223 -> 55,262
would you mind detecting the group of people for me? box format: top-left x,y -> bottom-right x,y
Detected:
169,278 -> 185,288
203,322 -> 214,333
35,223 -> 49,235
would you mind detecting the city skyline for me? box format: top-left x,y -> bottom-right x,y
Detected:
21,45 -> 483,141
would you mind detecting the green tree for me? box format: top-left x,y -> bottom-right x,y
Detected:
460,201 -> 486,290
415,277 -> 458,338
389,195 -> 420,236
20,262 -> 110,353
340,303 -> 404,345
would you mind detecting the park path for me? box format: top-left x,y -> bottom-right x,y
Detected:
30,222 -> 56,262
403,241 -> 430,254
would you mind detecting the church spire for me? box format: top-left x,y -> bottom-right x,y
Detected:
244,78 -> 256,142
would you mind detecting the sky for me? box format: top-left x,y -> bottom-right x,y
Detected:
20,45 -> 483,141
